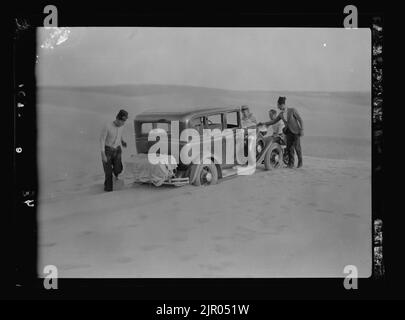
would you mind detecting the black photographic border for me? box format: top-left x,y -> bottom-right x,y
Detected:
11,2 -> 397,300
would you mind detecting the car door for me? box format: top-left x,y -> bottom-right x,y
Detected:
224,110 -> 245,166
189,116 -> 206,163
204,113 -> 224,165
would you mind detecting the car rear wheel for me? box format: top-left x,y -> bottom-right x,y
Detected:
192,163 -> 218,186
264,143 -> 283,170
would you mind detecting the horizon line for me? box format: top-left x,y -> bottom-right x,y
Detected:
37,83 -> 371,93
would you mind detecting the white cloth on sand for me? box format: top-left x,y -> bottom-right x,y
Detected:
124,153 -> 177,186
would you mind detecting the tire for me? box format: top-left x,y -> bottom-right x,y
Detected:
192,163 -> 218,186
256,138 -> 265,163
264,143 -> 283,170
283,149 -> 290,166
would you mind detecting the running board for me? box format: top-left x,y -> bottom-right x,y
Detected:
221,168 -> 238,178
221,166 -> 256,178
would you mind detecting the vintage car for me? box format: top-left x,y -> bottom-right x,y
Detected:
130,107 -> 284,186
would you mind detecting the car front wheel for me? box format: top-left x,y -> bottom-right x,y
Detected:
264,143 -> 283,170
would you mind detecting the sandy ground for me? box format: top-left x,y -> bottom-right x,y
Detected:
37,86 -> 371,277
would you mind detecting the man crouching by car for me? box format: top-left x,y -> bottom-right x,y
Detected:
100,109 -> 128,191
258,96 -> 304,168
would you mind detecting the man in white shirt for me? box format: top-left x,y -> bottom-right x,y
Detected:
100,109 -> 128,192
268,109 -> 285,136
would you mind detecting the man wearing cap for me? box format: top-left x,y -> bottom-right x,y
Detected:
259,97 -> 304,168
100,109 -> 128,191
241,105 -> 257,128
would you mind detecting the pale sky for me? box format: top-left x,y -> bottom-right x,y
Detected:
37,27 -> 371,92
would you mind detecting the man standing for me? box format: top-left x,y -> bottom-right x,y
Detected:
268,109 -> 285,136
260,97 -> 304,168
100,109 -> 128,191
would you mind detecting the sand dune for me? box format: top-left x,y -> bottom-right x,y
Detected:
37,85 -> 371,277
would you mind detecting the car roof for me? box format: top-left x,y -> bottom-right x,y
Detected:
135,107 -> 240,122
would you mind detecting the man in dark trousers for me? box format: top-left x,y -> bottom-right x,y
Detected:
259,97 -> 304,168
100,109 -> 128,191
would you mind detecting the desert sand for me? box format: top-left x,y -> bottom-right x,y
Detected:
37,85 -> 371,277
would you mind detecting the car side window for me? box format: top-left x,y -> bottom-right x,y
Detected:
154,122 -> 170,133
141,123 -> 153,135
206,114 -> 223,130
226,111 -> 239,128
190,117 -> 204,134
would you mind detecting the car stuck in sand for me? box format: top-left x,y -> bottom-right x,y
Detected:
126,107 -> 285,186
